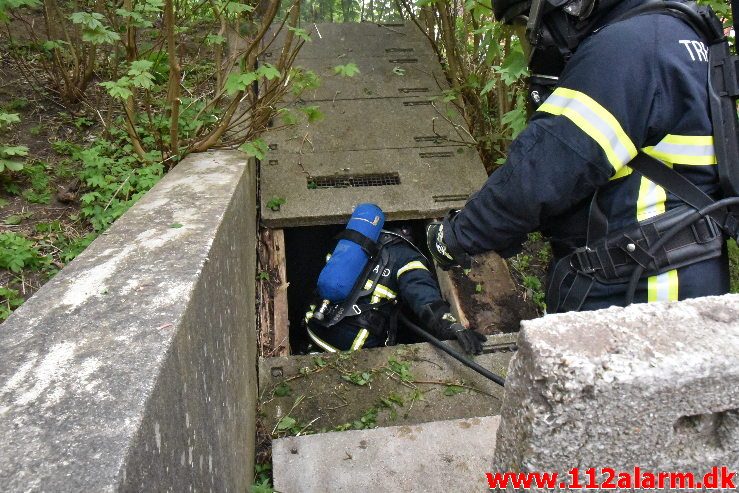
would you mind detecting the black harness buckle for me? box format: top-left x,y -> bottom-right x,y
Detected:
571,247 -> 597,274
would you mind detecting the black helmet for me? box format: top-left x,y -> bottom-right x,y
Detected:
496,0 -> 626,77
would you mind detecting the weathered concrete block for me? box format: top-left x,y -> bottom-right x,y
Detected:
493,294 -> 739,485
266,98 -> 473,154
0,151 -> 257,492
289,55 -> 448,101
262,22 -> 434,60
273,415 -> 500,492
260,147 -> 486,227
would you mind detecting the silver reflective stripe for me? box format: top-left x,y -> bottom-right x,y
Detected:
545,93 -> 634,166
653,142 -> 714,157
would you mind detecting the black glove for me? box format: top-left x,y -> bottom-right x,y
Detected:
419,301 -> 485,355
439,323 -> 486,355
426,216 -> 471,270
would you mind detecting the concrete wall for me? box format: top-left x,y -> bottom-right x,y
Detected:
0,151 -> 257,492
493,294 -> 739,487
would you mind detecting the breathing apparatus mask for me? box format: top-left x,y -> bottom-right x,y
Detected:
499,0 -> 620,108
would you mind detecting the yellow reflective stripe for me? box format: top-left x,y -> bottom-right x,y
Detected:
645,134 -> 716,164
648,269 -> 679,302
307,327 -> 338,353
325,253 -> 332,262
636,176 -> 667,221
610,134 -> 716,181
610,165 -> 633,180
372,284 -> 397,300
363,279 -> 374,290
661,134 -> 713,146
351,329 -> 369,350
397,260 -> 428,278
304,304 -> 317,324
370,295 -> 380,304
539,87 -> 637,172
643,134 -> 716,165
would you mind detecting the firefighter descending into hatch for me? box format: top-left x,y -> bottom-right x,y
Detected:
428,0 -> 739,312
303,203 -> 485,355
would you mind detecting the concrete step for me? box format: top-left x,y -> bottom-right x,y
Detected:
258,335 -> 514,435
272,415 -> 500,492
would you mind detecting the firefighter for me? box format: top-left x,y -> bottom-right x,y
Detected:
304,223 -> 485,354
427,0 -> 732,312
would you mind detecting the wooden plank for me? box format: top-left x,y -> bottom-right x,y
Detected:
272,230 -> 290,355
434,266 -> 470,328
257,228 -> 290,356
430,237 -> 536,333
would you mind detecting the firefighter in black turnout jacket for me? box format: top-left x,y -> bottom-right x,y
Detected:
428,0 -> 736,312
305,226 -> 485,354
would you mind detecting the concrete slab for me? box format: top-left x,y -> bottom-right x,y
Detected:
267,98 -> 474,153
258,334 -> 515,434
259,146 -> 487,227
493,294 -> 739,485
0,152 -> 258,492
273,415 -> 500,493
290,55 -> 449,101
262,22 -> 434,60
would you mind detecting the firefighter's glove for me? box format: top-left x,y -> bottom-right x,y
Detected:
420,301 -> 485,355
439,323 -> 486,355
426,221 -> 471,270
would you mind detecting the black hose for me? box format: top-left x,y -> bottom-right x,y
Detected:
624,197 -> 739,305
399,312 -> 506,387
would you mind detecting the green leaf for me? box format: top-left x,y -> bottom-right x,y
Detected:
266,196 -> 286,211
100,80 -> 133,100
257,63 -> 281,81
392,66 -> 406,76
250,478 -> 276,493
4,214 -> 23,225
333,62 -> 360,77
494,47 -> 529,86
289,68 -> 321,95
239,139 -> 269,160
444,384 -> 466,396
80,192 -> 101,204
1,146 -> 29,157
115,8 -> 152,28
500,106 -> 527,139
278,109 -> 297,126
0,112 -> 20,128
205,34 -> 226,46
225,1 -> 254,13
0,160 -> 24,172
224,71 -> 259,95
274,382 -> 292,397
128,60 -> 155,89
288,26 -> 311,42
170,223 -> 183,228
276,416 -> 296,431
69,11 -> 120,45
480,79 -> 496,96
301,105 -> 324,124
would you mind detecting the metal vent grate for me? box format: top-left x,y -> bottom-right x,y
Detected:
309,173 -> 401,189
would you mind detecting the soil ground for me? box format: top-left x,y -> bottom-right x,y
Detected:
0,46 -> 98,307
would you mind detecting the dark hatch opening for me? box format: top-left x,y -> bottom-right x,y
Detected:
283,220 -> 432,353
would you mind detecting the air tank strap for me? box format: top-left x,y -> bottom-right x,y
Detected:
334,229 -> 380,257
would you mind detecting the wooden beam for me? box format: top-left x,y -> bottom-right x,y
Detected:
257,227 -> 290,356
